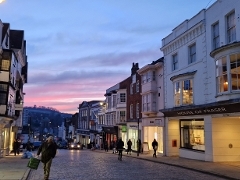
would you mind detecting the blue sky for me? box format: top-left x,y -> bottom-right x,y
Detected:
0,0 -> 216,114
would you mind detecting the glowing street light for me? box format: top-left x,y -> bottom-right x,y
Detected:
0,0 -> 5,3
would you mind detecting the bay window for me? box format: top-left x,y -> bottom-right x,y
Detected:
174,79 -> 193,106
216,53 -> 240,94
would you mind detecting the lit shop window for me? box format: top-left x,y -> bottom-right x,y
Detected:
180,119 -> 205,151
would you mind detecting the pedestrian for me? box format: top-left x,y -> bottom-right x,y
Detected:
104,140 -> 108,152
13,139 -> 20,156
26,140 -> 32,152
127,139 -> 132,155
152,139 -> 158,158
116,137 -> 124,161
111,140 -> 116,154
37,136 -> 57,180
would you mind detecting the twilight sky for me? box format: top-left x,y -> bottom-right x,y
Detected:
0,0 -> 216,114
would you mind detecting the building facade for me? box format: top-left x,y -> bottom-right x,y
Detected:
126,63 -> 142,151
77,100 -> 103,147
160,0 -> 240,162
0,22 -> 27,157
137,58 -> 164,154
104,77 -> 131,149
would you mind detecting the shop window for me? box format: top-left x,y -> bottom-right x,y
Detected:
180,119 -> 205,151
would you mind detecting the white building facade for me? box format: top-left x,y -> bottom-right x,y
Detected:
137,58 -> 165,154
160,0 -> 240,162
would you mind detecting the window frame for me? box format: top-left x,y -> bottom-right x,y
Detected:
130,104 -> 133,119
226,11 -> 236,43
188,43 -> 196,64
212,22 -> 220,50
136,103 -> 139,118
216,53 -> 240,94
120,93 -> 126,103
172,53 -> 178,71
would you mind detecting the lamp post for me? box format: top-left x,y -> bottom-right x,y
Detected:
137,118 -> 140,156
28,116 -> 32,141
28,123 -> 30,141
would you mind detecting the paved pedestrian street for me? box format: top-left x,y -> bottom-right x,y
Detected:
27,149 -> 226,180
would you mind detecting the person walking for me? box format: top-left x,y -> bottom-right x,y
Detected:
37,136 -> 57,180
127,139 -> 132,155
104,140 -> 108,152
116,137 -> 124,161
13,139 -> 20,156
26,140 -> 32,152
111,140 -> 116,154
152,139 -> 158,158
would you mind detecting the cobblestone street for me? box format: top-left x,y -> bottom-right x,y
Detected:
27,149 -> 226,180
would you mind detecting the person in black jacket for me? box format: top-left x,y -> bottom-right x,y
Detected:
127,139 -> 132,155
13,139 -> 20,156
152,139 -> 158,158
37,136 -> 57,180
116,137 -> 124,161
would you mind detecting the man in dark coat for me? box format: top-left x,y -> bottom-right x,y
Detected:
13,139 -> 20,156
37,136 -> 57,180
127,139 -> 132,155
116,137 -> 124,161
152,139 -> 158,158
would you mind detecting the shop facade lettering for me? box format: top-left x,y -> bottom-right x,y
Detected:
177,107 -> 227,116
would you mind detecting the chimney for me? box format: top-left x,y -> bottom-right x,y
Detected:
131,62 -> 139,75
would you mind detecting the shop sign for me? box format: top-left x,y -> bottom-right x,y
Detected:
122,125 -> 127,132
76,130 -> 90,135
129,125 -> 138,129
161,102 -> 240,117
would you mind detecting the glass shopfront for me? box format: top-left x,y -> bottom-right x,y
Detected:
128,129 -> 138,150
180,119 -> 205,151
143,126 -> 163,153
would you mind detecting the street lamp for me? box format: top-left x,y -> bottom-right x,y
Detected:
137,118 -> 140,156
28,123 -> 30,141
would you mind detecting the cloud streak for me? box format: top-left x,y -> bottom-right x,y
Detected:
0,0 -> 216,114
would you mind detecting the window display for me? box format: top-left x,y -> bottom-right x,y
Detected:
180,119 -> 205,151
